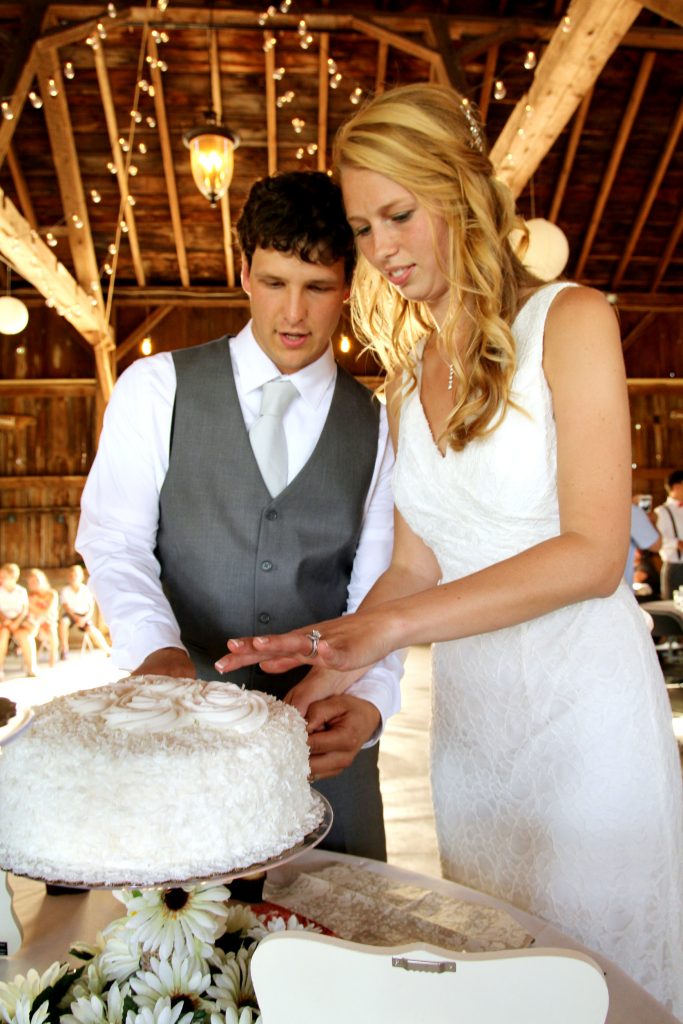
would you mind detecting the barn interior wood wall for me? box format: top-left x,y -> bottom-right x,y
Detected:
1,305 -> 681,571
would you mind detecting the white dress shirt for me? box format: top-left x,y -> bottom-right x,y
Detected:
77,322 -> 402,728
655,497 -> 683,564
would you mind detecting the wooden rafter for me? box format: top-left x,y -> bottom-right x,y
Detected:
375,40 -> 388,95
0,43 -> 37,170
490,0 -> 643,197
34,47 -> 104,306
264,31 -> 277,176
651,203 -> 683,292
640,0 -> 683,27
115,304 -> 173,364
0,186 -> 111,346
148,33 -> 190,287
574,50 -> 656,281
92,42 -> 146,288
209,27 -> 235,288
6,144 -> 38,230
611,94 -> 683,289
317,33 -> 329,173
548,87 -> 593,224
350,16 -> 437,71
622,311 -> 656,352
428,15 -> 468,92
478,44 -> 499,125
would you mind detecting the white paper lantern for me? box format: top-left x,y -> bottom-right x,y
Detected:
510,218 -> 570,282
0,295 -> 29,335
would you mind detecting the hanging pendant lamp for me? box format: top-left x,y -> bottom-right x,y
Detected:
183,109 -> 240,208
0,266 -> 29,335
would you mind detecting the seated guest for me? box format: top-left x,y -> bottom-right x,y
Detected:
58,564 -> 110,658
26,568 -> 59,667
0,562 -> 37,678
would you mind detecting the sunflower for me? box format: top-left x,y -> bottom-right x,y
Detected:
114,885 -> 230,960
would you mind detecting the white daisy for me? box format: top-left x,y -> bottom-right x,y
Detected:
61,982 -> 129,1024
210,1008 -> 261,1024
221,907 -> 261,936
98,928 -> 142,985
67,961 -> 108,1002
206,949 -> 256,1015
3,996 -> 50,1024
125,996 -> 194,1024
115,886 -> 230,960
129,954 -> 210,1012
0,964 -> 69,1023
249,913 -> 321,938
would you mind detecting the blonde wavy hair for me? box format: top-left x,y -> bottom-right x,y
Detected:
333,82 -> 537,451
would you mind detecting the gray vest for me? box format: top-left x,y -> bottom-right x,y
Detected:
157,335 -> 381,695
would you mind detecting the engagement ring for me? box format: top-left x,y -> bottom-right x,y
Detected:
306,629 -> 322,658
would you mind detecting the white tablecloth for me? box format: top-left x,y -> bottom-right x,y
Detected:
1,851 -> 678,1024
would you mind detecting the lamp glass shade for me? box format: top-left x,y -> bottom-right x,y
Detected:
0,295 -> 29,334
510,218 -> 569,283
187,133 -> 235,206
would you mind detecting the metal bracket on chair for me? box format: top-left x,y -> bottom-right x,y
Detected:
392,956 -> 457,973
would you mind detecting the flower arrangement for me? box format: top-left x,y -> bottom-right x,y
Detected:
0,884 -> 322,1024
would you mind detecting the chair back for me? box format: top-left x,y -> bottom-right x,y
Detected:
251,932 -> 609,1024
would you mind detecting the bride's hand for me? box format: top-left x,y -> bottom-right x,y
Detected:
214,608 -> 396,678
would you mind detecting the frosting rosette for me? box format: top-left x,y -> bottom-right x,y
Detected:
67,677 -> 268,734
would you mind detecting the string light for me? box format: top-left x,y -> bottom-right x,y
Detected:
107,2 -> 117,16
1,101 -> 14,121
523,50 -> 537,70
48,79 -> 58,97
562,14 -> 572,32
350,86 -> 363,105
493,79 -> 507,100
273,68 -> 285,81
63,62 -> 75,80
28,91 -> 43,109
140,337 -> 153,356
291,117 -> 305,134
91,190 -> 102,203
329,73 -> 342,90
45,233 -> 58,248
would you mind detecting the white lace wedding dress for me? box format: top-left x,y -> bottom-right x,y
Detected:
393,282 -> 683,1017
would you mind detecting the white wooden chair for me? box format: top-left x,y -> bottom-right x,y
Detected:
251,932 -> 609,1024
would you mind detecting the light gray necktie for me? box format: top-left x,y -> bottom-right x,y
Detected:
249,378 -> 298,496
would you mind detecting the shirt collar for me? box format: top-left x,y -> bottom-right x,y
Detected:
231,320 -> 337,409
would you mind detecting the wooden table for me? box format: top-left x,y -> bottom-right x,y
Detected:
1,852 -> 678,1024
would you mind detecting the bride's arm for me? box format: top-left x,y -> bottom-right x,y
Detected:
218,286 -> 631,674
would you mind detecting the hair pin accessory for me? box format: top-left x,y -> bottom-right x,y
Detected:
461,97 -> 484,153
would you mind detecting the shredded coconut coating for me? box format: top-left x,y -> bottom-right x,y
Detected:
0,676 -> 323,885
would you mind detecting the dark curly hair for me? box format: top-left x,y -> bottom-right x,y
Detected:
236,171 -> 355,282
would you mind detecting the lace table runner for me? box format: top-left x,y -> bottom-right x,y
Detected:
264,863 -> 532,950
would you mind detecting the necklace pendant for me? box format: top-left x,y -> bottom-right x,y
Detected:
447,365 -> 454,392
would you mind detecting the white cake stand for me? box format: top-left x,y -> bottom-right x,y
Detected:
0,709 -> 35,955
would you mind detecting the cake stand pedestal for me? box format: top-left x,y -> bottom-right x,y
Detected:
0,871 -> 22,957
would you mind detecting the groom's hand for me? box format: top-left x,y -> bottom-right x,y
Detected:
305,695 -> 380,780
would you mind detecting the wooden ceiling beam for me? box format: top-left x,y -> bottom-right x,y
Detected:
574,50 -> 656,280
350,16 -> 437,69
428,15 -> 468,93
34,7 -> 683,52
490,0 -> 643,197
6,144 -> 38,231
115,304 -> 173,364
317,32 -> 329,173
375,40 -> 388,95
612,94 -> 683,289
548,86 -> 593,224
209,27 -> 235,288
478,44 -> 499,125
0,185 -> 111,343
622,311 -> 656,352
0,43 -> 38,170
0,379 -> 95,398
92,42 -> 146,289
651,203 -> 683,292
146,33 -> 189,287
34,47 -> 104,308
640,0 -> 683,27
264,31 -> 277,176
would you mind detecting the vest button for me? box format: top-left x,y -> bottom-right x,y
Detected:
260,560 -> 273,571
258,612 -> 271,624
265,509 -> 278,521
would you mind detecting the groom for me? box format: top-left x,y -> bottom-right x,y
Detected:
77,171 -> 400,860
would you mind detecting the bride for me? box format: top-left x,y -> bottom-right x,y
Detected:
217,83 -> 683,1015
